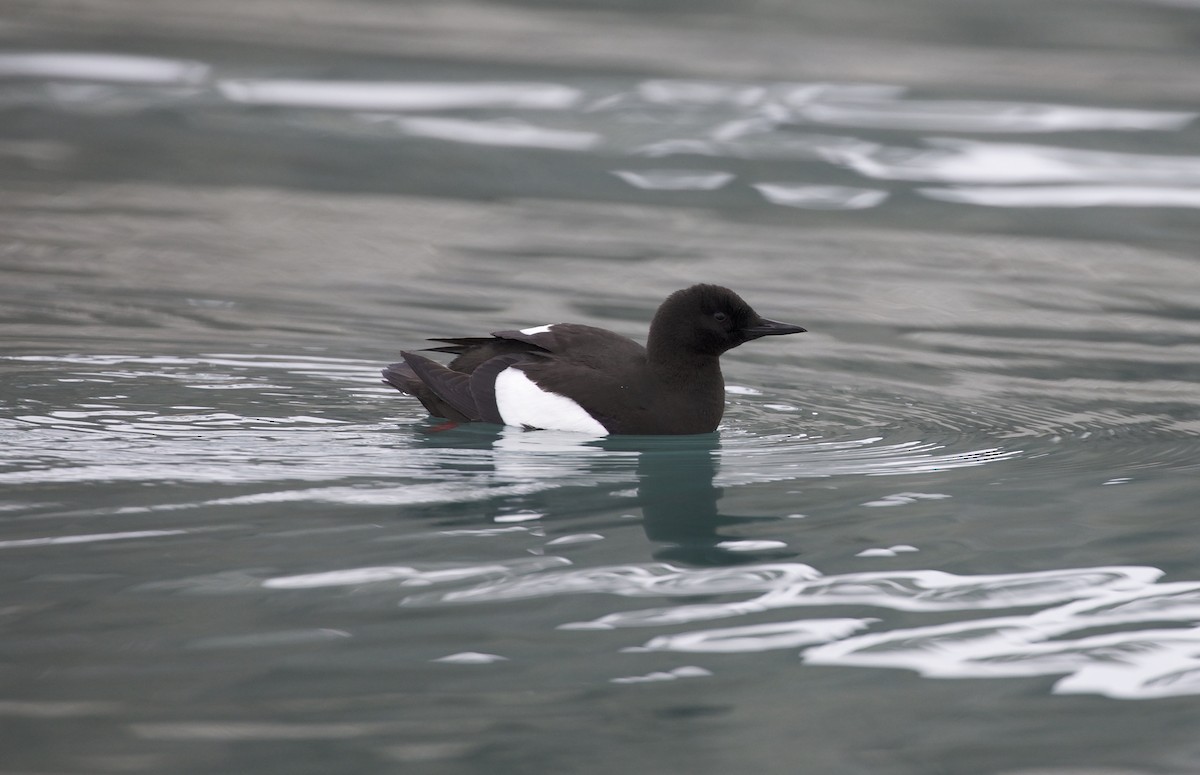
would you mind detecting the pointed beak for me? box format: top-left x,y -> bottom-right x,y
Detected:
743,317 -> 807,340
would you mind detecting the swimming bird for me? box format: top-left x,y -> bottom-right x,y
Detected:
382,284 -> 805,435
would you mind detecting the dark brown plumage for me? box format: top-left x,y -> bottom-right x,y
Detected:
383,284 -> 805,435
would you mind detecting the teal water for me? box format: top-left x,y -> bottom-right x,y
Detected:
3,2 -> 1200,773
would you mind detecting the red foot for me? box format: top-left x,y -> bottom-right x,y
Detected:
428,421 -> 460,432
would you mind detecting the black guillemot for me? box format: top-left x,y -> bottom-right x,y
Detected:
382,284 -> 805,435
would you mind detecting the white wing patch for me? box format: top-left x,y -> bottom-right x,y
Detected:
519,324 -> 555,335
494,368 -> 608,435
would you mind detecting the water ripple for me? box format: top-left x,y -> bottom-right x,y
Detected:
0,51 -> 210,84
922,185 -> 1200,209
6,56 -> 1198,213
264,556 -> 569,590
368,557 -> 1200,699
6,347 -> 1195,506
401,562 -> 1156,616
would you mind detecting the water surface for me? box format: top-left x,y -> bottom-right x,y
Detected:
3,2 -> 1200,773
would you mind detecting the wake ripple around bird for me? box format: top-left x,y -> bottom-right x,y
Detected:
3,353 -> 1195,508
718,375 -> 1200,482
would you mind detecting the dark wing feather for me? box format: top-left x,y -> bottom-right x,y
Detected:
422,336 -> 549,373
399,351 -> 481,420
493,325 -> 645,368
422,325 -> 642,370
382,360 -> 468,421
423,337 -> 503,355
381,360 -> 419,393
488,328 -> 562,350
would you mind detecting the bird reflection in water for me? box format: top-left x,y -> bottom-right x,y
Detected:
411,422 -> 795,565
606,434 -> 795,566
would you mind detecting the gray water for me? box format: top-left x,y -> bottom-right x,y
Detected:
3,1 -> 1200,773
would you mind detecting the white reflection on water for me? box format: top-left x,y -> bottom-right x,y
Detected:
611,169 -> 736,191
264,556 -> 569,590
374,116 -> 600,150
862,492 -> 951,507
9,52 -> 1199,214
616,79 -> 1195,134
752,183 -> 887,209
836,139 -> 1200,184
218,80 -> 581,110
0,529 -> 187,549
403,564 -> 1156,613
433,652 -> 508,664
632,618 -> 873,653
611,665 -> 712,684
854,545 -> 919,558
365,557 -> 1200,699
804,580 -> 1200,699
793,98 -> 1194,133
491,427 -> 614,481
0,52 -> 210,83
922,185 -> 1200,209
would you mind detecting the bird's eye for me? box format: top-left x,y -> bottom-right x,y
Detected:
713,311 -> 729,323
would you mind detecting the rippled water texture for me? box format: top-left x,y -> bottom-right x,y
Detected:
3,1 -> 1200,774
